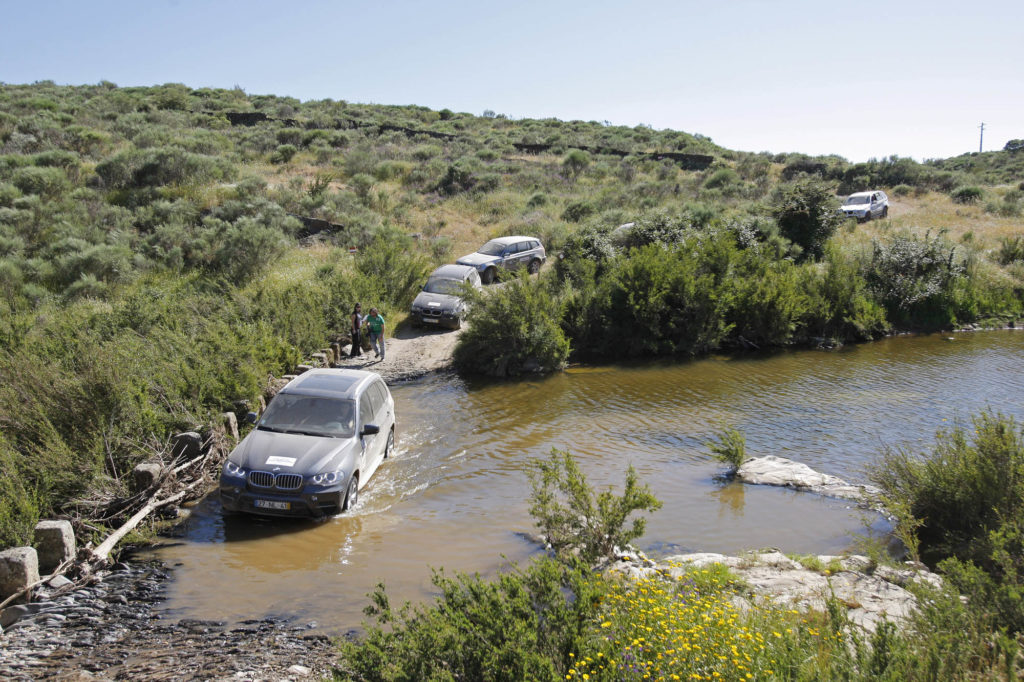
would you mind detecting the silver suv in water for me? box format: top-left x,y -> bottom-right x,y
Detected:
219,368 -> 395,517
456,236 -> 546,284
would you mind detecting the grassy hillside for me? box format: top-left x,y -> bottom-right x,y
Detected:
0,81 -> 1022,547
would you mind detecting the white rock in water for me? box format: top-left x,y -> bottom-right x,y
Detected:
736,455 -> 881,505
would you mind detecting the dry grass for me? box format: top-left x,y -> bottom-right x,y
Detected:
833,190 -> 1023,258
884,192 -> 1021,246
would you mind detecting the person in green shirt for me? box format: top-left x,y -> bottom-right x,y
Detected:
366,307 -> 386,359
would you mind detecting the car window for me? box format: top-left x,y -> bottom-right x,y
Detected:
359,392 -> 374,428
367,382 -> 385,419
530,240 -> 540,250
518,241 -> 530,253
424,278 -> 462,294
258,395 -> 355,437
479,240 -> 505,256
371,381 -> 389,417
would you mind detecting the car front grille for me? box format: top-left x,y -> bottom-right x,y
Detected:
423,309 -> 442,317
248,471 -> 303,490
275,474 -> 303,490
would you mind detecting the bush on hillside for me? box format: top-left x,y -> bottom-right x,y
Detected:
353,233 -> 431,309
951,186 -> 984,204
771,180 -> 842,262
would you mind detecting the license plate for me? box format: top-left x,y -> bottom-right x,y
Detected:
254,499 -> 290,510
423,317 -> 439,323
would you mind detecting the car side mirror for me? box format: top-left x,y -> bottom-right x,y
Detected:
245,411 -> 258,424
361,423 -> 380,436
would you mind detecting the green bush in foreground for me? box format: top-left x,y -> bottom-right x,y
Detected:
871,410 -> 1024,634
336,439 -> 1021,681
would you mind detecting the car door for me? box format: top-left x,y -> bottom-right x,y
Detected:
512,241 -> 529,267
361,381 -> 391,482
357,390 -> 378,487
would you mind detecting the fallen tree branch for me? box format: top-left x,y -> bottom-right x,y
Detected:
89,478 -> 204,564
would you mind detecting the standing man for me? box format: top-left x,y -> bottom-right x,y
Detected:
349,303 -> 364,357
366,307 -> 386,360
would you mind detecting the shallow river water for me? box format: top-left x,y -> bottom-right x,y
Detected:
150,331 -> 1023,631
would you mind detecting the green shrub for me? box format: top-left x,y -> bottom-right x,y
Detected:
353,233 -> 431,309
275,127 -> 303,146
526,192 -> 548,208
951,186 -> 984,204
455,272 -> 569,376
337,558 -> 601,681
705,426 -> 746,472
12,166 -> 67,196
871,411 -> 1024,565
802,243 -> 889,342
863,230 -> 964,329
703,167 -> 739,190
528,448 -> 662,564
95,147 -> 233,189
997,235 -> 1024,265
208,218 -> 290,284
435,162 -> 477,195
771,179 -> 842,261
891,184 -> 914,197
562,149 -> 590,181
561,201 -> 594,223
271,144 -> 297,164
871,411 -> 1024,635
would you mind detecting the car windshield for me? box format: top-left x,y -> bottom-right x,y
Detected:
843,196 -> 870,205
477,240 -> 506,256
258,394 -> 355,438
424,278 -> 463,295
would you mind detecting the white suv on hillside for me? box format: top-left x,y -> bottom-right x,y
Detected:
841,191 -> 889,222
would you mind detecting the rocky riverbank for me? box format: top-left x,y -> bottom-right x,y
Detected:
0,561 -> 339,681
609,549 -> 942,635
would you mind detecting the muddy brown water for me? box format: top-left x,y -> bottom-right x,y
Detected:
149,331 -> 1023,632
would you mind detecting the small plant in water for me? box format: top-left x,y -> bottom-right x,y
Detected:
707,426 -> 747,474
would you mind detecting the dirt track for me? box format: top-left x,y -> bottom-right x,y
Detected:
331,322 -> 463,383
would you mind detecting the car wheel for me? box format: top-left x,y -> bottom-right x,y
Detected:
384,427 -> 394,459
527,259 -> 541,274
342,475 -> 359,511
481,267 -> 496,284
882,206 -> 889,218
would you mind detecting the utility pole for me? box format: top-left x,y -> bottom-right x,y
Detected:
979,122 -> 985,153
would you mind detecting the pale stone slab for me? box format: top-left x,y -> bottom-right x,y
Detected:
0,547 -> 40,603
33,520 -> 75,573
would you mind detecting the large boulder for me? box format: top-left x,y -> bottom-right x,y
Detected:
33,520 -> 75,573
0,547 -> 40,603
171,431 -> 204,463
132,462 -> 164,494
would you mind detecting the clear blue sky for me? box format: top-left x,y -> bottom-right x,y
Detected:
2,0 -> 1021,162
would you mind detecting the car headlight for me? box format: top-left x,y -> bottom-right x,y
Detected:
223,460 -> 246,478
311,470 -> 345,486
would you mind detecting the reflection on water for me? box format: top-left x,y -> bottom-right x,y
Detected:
150,331 -> 1024,631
